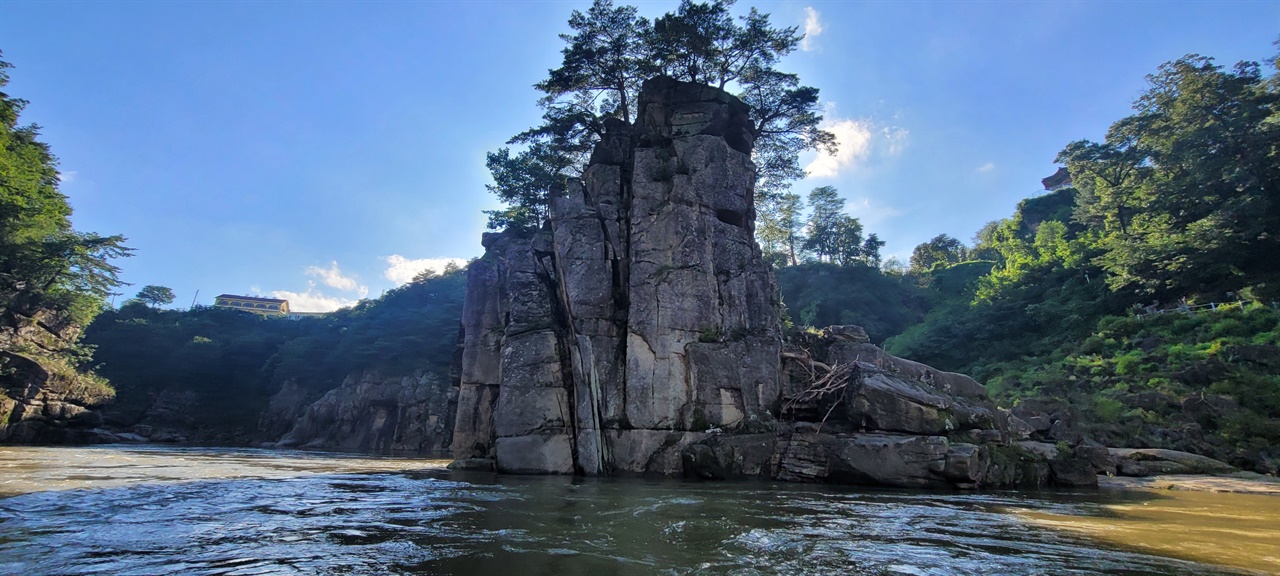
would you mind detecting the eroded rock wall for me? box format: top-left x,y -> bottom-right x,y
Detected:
1,309 -> 113,444
273,372 -> 454,455
452,78 -> 780,475
451,78 -> 1085,488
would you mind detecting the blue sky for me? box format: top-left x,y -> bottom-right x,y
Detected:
2,1 -> 1276,311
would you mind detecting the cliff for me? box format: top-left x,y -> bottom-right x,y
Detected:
453,77 -> 780,474
0,309 -> 114,444
449,78 -> 1093,488
269,372 -> 455,455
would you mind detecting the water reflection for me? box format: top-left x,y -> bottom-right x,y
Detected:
1021,490 -> 1280,574
0,446 -> 1267,575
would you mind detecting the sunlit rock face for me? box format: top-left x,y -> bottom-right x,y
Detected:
0,310 -> 112,445
450,78 -> 1093,488
452,77 -> 779,476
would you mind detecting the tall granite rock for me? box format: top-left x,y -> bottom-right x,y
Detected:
451,78 -> 1084,487
454,78 -> 778,475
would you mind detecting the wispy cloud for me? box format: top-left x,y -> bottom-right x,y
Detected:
800,7 -> 824,52
383,255 -> 467,285
883,127 -> 909,156
271,287 -> 357,313
57,170 -> 78,184
805,118 -> 874,179
306,260 -> 367,297
976,162 -> 996,173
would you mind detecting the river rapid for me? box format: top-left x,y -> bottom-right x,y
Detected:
0,446 -> 1273,576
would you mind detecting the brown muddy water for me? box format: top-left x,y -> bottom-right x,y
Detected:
0,446 -> 1274,575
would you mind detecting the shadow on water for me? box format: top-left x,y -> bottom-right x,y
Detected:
0,446 -> 1268,575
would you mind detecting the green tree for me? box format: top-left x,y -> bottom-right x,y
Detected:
861,233 -> 886,266
830,214 -> 865,266
536,0 -> 650,124
801,186 -> 844,262
0,54 -> 131,330
1059,54 -> 1280,300
908,234 -> 966,273
487,1 -> 835,231
757,191 -> 804,265
135,285 -> 175,308
482,143 -> 575,232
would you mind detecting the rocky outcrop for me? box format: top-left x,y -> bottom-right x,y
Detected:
1109,447 -> 1235,476
257,380 -> 316,440
1,308 -> 115,444
451,78 -> 1075,488
454,77 -> 779,475
273,372 -> 454,455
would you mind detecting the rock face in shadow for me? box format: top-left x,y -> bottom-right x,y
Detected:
272,372 -> 455,455
451,77 -> 1077,488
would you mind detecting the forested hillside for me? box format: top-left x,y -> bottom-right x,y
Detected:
770,48 -> 1280,472
81,267 -> 467,441
876,52 -> 1280,472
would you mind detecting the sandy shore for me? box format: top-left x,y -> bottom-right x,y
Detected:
1098,471 -> 1280,495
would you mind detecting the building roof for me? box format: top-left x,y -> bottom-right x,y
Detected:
214,294 -> 287,304
1042,167 -> 1072,190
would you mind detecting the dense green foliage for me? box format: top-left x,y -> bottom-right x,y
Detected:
486,0 -> 834,232
82,268 -> 467,435
1060,55 -> 1280,301
0,55 -> 130,331
0,54 -> 129,403
760,185 -> 884,268
982,307 -> 1280,465
774,262 -> 929,344
877,50 -> 1280,470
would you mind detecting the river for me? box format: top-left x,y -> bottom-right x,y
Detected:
0,446 -> 1273,575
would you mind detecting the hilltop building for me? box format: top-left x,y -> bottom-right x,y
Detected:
1042,167 -> 1073,191
213,294 -> 289,317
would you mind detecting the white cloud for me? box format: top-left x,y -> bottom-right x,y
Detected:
800,7 -> 824,52
57,170 -> 78,184
976,162 -> 996,173
305,260 -> 367,297
383,255 -> 468,285
804,118 -> 874,178
883,127 -> 909,156
271,288 -> 357,313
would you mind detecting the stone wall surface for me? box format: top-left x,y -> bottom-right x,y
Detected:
0,309 -> 115,445
450,78 -> 1105,488
272,372 -> 455,455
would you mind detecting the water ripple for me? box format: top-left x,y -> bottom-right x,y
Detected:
0,446 -> 1263,575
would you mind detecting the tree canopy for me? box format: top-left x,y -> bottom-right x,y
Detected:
485,0 -> 835,232
135,285 -> 176,308
0,53 -> 130,331
1059,55 -> 1280,301
908,234 -> 967,274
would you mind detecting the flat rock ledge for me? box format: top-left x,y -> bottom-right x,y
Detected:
1099,472 -> 1280,495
